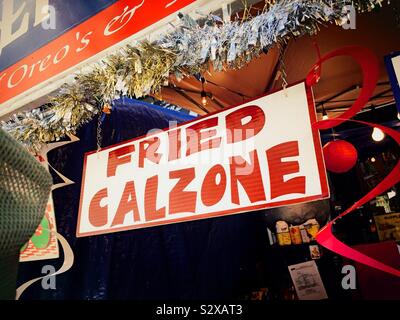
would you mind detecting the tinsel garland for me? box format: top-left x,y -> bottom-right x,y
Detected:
2,0 -> 389,152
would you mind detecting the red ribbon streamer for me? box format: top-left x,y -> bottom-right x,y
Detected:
316,119 -> 400,277
307,38 -> 322,85
306,46 -> 380,130
306,46 -> 400,277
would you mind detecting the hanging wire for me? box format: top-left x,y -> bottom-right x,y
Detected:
96,113 -> 103,152
277,42 -> 288,95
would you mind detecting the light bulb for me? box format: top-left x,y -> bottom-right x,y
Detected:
387,190 -> 396,199
371,157 -> 376,163
371,127 -> 385,142
397,112 -> 400,120
201,90 -> 207,106
321,105 -> 328,120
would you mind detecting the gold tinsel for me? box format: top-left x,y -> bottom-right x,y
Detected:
1,0 -> 391,152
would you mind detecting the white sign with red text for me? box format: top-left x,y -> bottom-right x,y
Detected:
77,82 -> 329,237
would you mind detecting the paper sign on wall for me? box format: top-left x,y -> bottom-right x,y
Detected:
77,82 -> 329,237
288,260 -> 328,300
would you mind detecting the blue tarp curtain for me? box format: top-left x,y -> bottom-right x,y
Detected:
17,98 -> 268,299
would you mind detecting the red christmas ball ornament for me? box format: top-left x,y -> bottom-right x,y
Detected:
323,140 -> 358,173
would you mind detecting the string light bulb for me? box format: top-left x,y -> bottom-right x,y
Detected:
321,105 -> 329,120
201,91 -> 207,106
371,127 -> 385,142
200,77 -> 207,106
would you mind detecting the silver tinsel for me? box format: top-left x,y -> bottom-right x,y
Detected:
1,0 -> 388,152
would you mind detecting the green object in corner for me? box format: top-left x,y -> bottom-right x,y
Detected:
0,129 -> 52,300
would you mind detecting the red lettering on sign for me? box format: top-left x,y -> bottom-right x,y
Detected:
266,141 -> 306,199
201,165 -> 227,207
168,128 -> 182,161
226,105 -> 265,144
139,137 -> 162,168
88,188 -> 108,227
169,168 -> 197,214
107,145 -> 134,177
111,181 -> 140,227
144,175 -> 166,221
229,150 -> 266,204
186,117 -> 221,156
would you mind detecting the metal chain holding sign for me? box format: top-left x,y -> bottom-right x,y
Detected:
278,42 -> 288,94
96,113 -> 103,151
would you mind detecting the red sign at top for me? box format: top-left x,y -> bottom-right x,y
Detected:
0,0 -> 195,106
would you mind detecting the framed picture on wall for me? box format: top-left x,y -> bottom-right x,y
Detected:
374,212 -> 400,242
